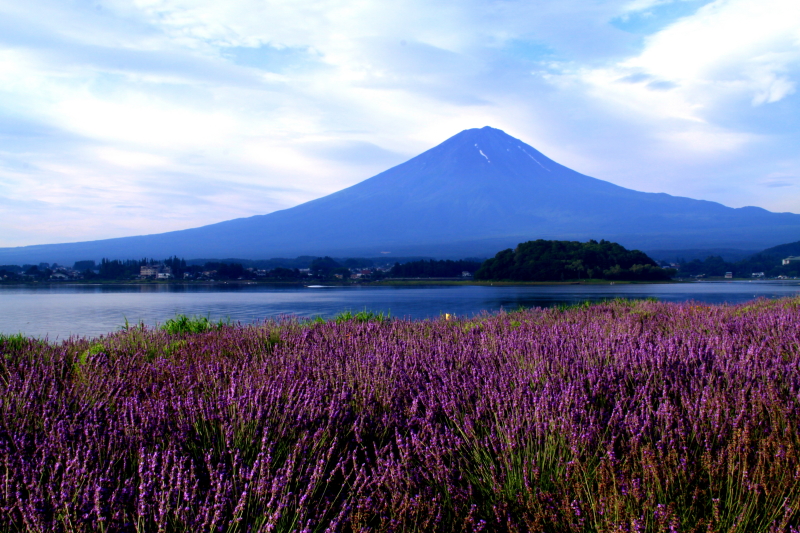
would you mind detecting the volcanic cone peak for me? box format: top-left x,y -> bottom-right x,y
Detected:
406,126 -> 558,178
2,126 -> 800,264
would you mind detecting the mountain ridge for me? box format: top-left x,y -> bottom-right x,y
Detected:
2,126 -> 800,264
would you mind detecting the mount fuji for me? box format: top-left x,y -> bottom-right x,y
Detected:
3,126 -> 800,264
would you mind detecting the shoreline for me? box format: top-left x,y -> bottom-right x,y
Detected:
5,274 -> 795,288
0,278 -> 766,288
0,278 -> 798,287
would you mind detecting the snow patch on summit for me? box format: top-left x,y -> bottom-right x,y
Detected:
518,145 -> 549,171
475,145 -> 490,163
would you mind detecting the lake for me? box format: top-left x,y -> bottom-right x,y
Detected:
2,280 -> 800,339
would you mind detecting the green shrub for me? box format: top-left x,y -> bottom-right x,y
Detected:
0,333 -> 28,353
333,309 -> 391,324
79,343 -> 106,366
555,300 -> 593,312
160,314 -> 227,335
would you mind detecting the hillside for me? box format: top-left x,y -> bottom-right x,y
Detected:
674,238 -> 800,278
751,240 -> 800,260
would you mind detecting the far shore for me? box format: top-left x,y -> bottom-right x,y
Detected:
0,277 -> 759,288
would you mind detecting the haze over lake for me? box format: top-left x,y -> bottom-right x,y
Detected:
3,281 -> 800,339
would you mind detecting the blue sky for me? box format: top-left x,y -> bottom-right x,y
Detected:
1,0 -> 799,247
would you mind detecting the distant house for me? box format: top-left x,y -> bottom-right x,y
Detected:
140,264 -> 172,279
782,256 -> 800,265
462,271 -> 473,278
724,272 -> 733,279
751,272 -> 765,278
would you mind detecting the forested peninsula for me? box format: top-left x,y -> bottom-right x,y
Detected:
475,239 -> 675,282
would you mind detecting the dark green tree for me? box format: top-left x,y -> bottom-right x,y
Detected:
310,257 -> 341,277
389,259 -> 483,278
73,260 -> 96,272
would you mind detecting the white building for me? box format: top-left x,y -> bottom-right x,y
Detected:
140,264 -> 172,279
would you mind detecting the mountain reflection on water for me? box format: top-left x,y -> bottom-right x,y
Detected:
1,281 -> 799,339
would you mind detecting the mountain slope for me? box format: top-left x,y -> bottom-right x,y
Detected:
748,240 -> 800,260
3,126 -> 800,264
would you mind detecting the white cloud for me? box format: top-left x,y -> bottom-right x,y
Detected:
95,147 -> 171,169
621,0 -> 681,14
751,70 -> 796,105
543,0 -> 800,161
629,0 -> 800,95
656,127 -> 756,153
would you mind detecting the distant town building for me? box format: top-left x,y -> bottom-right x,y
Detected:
140,264 -> 172,279
782,256 -> 800,265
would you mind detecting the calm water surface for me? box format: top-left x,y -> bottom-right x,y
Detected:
2,281 -> 800,339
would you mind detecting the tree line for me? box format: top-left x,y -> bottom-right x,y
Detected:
389,259 -> 483,278
676,253 -> 800,278
1,240 -> 679,283
0,257 -> 384,282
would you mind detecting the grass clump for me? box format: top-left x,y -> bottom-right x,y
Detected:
554,299 -> 593,312
160,314 -> 227,335
332,309 -> 391,323
78,342 -> 105,367
0,333 -> 28,353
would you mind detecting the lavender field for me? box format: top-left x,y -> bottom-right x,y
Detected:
2,299 -> 800,532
